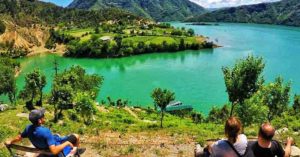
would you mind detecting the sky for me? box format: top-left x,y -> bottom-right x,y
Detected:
42,0 -> 281,8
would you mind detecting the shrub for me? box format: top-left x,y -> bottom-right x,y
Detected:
0,20 -> 5,35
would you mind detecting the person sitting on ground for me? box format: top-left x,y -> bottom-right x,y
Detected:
5,108 -> 85,156
210,116 -> 248,157
244,122 -> 293,157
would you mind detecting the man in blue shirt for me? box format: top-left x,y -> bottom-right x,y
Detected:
5,108 -> 85,156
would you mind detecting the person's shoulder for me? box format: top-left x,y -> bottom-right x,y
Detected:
271,140 -> 282,148
36,126 -> 52,133
213,139 -> 227,147
239,134 -> 247,140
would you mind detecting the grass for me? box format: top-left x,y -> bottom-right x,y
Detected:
1,104 -> 297,156
64,28 -> 94,37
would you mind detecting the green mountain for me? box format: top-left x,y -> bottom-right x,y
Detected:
187,0 -> 300,27
0,0 -> 141,27
0,0 -> 143,57
68,0 -> 206,21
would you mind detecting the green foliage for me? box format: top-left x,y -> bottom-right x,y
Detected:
151,88 -> 175,128
53,66 -> 103,99
74,92 -> 97,125
0,57 -> 19,104
68,0 -> 205,21
187,0 -> 300,27
49,84 -> 74,121
0,20 -> 6,35
293,95 -> 300,112
222,55 -> 265,116
207,104 -> 230,123
237,95 -> 268,126
0,0 -> 141,27
49,65 -> 102,121
19,69 -> 46,109
260,77 -> 291,121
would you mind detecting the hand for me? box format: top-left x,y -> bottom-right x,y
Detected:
68,141 -> 74,148
286,137 -> 294,145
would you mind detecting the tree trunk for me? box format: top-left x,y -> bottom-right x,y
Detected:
230,102 -> 235,117
54,104 -> 58,122
160,110 -> 164,128
37,89 -> 43,106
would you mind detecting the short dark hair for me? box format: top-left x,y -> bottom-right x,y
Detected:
259,122 -> 275,141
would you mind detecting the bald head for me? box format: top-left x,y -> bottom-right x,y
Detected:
259,122 -> 275,141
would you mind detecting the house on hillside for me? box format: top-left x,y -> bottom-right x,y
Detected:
100,36 -> 112,41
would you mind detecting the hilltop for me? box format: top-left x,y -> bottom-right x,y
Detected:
187,0 -> 300,27
68,0 -> 206,21
0,0 -> 143,57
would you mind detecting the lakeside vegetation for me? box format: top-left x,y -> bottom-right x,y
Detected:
46,22 -> 213,58
1,55 -> 300,156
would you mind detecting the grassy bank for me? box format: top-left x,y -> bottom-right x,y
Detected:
1,104 -> 299,156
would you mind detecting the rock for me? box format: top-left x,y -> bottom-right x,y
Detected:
17,113 -> 29,118
291,146 -> 300,157
275,127 -> 289,135
293,132 -> 299,136
0,104 -> 8,111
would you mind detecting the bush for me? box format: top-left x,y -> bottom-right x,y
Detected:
0,20 -> 5,35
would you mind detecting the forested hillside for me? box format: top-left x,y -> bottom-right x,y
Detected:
68,0 -> 206,21
0,0 -> 144,57
0,0 -> 141,27
187,0 -> 300,27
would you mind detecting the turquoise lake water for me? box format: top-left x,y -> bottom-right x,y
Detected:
15,23 -> 300,114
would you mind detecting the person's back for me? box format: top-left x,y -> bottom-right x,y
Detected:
210,117 -> 247,157
211,134 -> 247,157
244,123 -> 293,157
245,140 -> 284,157
5,108 -> 85,156
22,125 -> 61,150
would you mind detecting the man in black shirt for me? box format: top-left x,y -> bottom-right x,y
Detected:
245,123 -> 293,157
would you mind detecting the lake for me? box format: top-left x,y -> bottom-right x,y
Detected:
16,23 -> 300,114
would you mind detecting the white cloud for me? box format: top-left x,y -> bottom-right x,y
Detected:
189,0 -> 281,8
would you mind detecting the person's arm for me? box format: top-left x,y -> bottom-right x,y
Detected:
49,141 -> 74,155
5,134 -> 23,145
284,137 -> 293,157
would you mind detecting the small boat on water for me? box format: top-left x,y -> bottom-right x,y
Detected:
165,101 -> 193,112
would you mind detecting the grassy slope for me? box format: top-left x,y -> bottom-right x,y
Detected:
64,27 -> 205,46
1,105 -> 299,156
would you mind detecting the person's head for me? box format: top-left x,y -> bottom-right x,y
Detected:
258,122 -> 275,142
29,108 -> 46,126
225,117 -> 242,143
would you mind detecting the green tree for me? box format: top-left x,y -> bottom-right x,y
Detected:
293,95 -> 300,113
222,55 -> 265,116
151,88 -> 175,128
187,28 -> 195,36
19,69 -> 46,109
207,104 -> 230,123
74,92 -> 97,125
54,66 -> 103,99
0,65 -> 17,105
95,26 -> 100,34
49,84 -> 73,122
236,94 -> 268,126
261,77 -> 291,121
0,20 -> 6,35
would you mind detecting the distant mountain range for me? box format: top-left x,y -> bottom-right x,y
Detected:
187,0 -> 300,27
68,0 -> 206,21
